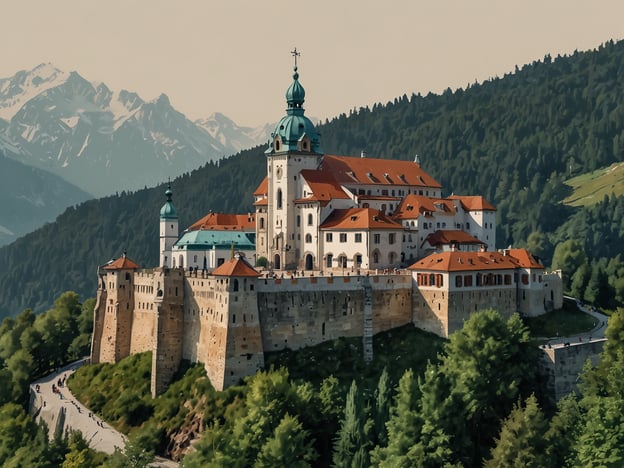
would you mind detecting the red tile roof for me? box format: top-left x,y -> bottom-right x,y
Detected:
394,194 -> 456,220
211,256 -> 260,277
188,212 -> 255,232
103,255 -> 140,270
320,208 -> 402,230
321,155 -> 442,188
253,176 -> 268,196
505,248 -> 544,269
447,195 -> 496,211
298,170 -> 350,203
409,251 -> 518,272
423,230 -> 486,247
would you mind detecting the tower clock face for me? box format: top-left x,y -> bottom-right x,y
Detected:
276,167 -> 283,180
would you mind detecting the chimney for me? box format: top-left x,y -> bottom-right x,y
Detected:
361,150 -> 367,158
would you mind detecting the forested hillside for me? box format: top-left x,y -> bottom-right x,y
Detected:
2,39 -> 624,316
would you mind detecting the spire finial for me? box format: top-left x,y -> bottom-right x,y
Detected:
165,179 -> 173,202
291,47 -> 300,70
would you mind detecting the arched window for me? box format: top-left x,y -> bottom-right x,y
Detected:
179,255 -> 184,268
277,189 -> 283,209
373,251 -> 379,263
308,213 -> 313,225
305,233 -> 312,243
233,279 -> 239,292
260,218 -> 265,229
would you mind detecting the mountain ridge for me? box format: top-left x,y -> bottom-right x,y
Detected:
0,64 -> 273,197
0,151 -> 91,246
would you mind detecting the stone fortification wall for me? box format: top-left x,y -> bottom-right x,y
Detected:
257,274 -> 412,353
91,269 -> 135,363
540,338 -> 606,402
413,286 -> 516,337
517,283 -> 544,317
543,270 -> 563,311
90,276 -> 107,364
130,272 -> 157,354
182,275 -> 229,390
369,274 -> 413,333
448,288 -> 515,333
151,268 -> 185,396
221,279 -> 264,389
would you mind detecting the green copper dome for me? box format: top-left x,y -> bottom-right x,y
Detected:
266,65 -> 322,154
160,184 -> 178,219
285,67 -> 305,107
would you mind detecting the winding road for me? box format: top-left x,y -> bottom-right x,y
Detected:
29,360 -> 177,467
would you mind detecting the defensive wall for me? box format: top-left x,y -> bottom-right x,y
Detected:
540,338 -> 606,403
256,272 -> 412,352
92,265 -> 564,396
413,286 -> 517,337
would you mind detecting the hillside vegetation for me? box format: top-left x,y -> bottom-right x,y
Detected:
64,308 -> 624,467
2,40 -> 624,316
2,289 -> 624,466
563,161 -> 624,206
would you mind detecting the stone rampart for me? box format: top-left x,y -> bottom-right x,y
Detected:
151,268 -> 185,396
130,271 -> 157,354
257,274 -> 412,352
182,276 -> 227,389
540,338 -> 606,403
413,286 -> 516,337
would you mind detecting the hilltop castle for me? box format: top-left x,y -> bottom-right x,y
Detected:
91,58 -> 563,396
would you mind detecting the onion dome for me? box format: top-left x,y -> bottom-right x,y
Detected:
285,67 -> 305,108
266,64 -> 322,154
160,183 -> 178,219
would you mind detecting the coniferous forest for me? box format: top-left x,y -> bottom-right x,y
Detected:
2,40 -> 624,316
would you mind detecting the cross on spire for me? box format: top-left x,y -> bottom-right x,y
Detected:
291,47 -> 300,68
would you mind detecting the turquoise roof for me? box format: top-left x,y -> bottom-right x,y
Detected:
286,67 -> 305,107
174,230 -> 255,250
266,66 -> 322,154
160,184 -> 178,219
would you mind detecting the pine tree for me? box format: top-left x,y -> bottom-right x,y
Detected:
373,367 -> 391,447
254,414 -> 315,468
371,369 -> 424,467
485,394 -> 549,468
333,380 -> 371,468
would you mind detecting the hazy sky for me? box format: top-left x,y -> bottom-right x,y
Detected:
3,1 -> 623,127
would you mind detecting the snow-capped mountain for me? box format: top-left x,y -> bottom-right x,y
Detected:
195,112 -> 261,153
0,64 -> 272,196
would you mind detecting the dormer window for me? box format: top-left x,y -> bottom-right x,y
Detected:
275,140 -> 281,151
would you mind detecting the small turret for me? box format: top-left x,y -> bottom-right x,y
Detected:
160,182 -> 179,267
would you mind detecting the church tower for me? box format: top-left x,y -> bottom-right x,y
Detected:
160,183 -> 178,267
264,49 -> 323,270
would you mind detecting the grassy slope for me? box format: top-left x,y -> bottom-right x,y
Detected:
522,299 -> 596,338
563,161 -> 624,207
